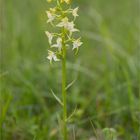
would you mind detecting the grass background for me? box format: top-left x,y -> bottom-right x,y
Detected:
0,0 -> 140,139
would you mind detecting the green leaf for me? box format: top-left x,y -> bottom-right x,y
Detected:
66,106 -> 77,122
50,89 -> 64,106
65,79 -> 76,91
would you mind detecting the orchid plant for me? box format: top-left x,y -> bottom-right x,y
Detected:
45,0 -> 82,139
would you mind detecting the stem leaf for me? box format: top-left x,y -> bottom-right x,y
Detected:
51,89 -> 64,106
65,79 -> 76,91
66,106 -> 77,122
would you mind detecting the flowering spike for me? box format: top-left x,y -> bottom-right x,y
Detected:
45,0 -> 82,63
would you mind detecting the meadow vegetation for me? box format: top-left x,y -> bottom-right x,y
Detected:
0,0 -> 140,139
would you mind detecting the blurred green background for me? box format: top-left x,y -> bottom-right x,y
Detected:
0,0 -> 140,139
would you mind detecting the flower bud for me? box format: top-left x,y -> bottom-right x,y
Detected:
47,0 -> 52,3
60,0 -> 71,4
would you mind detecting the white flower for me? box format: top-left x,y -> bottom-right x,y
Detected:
56,17 -> 69,27
47,50 -> 60,63
52,38 -> 62,51
57,17 -> 79,34
67,21 -> 79,34
72,39 -> 83,50
45,31 -> 53,44
72,7 -> 79,18
46,11 -> 55,23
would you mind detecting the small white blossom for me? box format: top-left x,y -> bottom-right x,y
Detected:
67,21 -> 79,34
57,17 -> 79,34
45,31 -> 53,44
72,7 -> 79,18
47,50 -> 60,63
52,38 -> 62,51
46,11 -> 55,23
72,39 -> 83,50
56,17 -> 69,27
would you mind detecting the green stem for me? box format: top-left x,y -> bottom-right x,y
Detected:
62,43 -> 67,140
